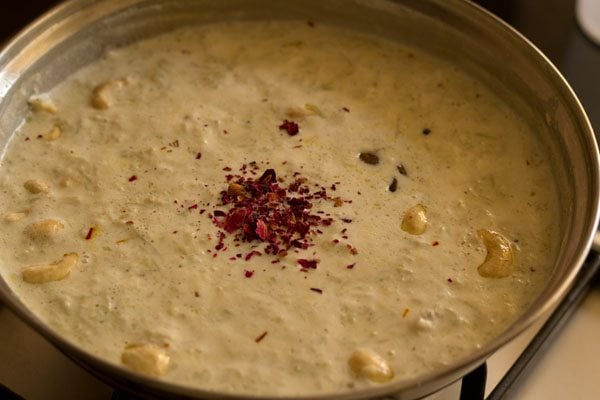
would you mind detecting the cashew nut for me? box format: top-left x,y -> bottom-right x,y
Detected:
477,229 -> 514,278
24,179 -> 49,194
24,219 -> 64,240
401,204 -> 428,235
121,343 -> 170,376
44,125 -> 62,141
3,211 -> 27,223
22,252 -> 78,284
348,348 -> 394,383
28,94 -> 57,114
90,78 -> 127,109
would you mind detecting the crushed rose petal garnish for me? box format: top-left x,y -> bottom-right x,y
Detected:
211,168 -> 341,259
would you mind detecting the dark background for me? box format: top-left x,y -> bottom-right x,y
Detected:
1,1 -> 598,134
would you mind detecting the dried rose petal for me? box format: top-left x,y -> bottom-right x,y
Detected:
244,250 -> 262,261
224,208 -> 247,233
256,219 -> 269,240
279,120 -> 300,136
298,259 -> 318,269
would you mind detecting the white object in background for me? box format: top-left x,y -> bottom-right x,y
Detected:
577,0 -> 600,45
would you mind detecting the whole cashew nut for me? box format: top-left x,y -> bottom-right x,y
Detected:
22,253 -> 78,284
477,229 -> 514,278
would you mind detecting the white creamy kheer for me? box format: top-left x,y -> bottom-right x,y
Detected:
0,20 -> 559,396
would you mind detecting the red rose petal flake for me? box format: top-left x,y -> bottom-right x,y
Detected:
128,175 -> 138,182
215,231 -> 226,251
244,270 -> 254,278
278,119 -> 300,136
244,250 -> 262,261
298,259 -> 318,269
224,208 -> 247,233
346,263 -> 356,269
255,219 -> 270,240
